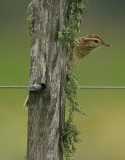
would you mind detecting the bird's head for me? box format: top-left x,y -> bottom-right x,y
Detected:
69,34 -> 111,71
83,34 -> 111,50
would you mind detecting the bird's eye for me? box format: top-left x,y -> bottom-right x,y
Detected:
94,40 -> 98,43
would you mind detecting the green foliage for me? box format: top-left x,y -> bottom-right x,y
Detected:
62,71 -> 87,159
59,0 -> 86,61
62,119 -> 81,159
62,74 -> 80,159
59,27 -> 79,61
66,71 -> 86,117
27,1 -> 33,35
59,0 -> 87,159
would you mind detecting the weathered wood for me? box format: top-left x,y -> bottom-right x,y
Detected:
27,0 -> 67,160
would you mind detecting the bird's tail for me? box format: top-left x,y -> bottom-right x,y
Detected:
24,95 -> 29,108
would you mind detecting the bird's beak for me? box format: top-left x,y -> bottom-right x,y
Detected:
103,42 -> 112,47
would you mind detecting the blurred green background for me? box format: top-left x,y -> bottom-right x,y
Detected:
0,0 -> 125,159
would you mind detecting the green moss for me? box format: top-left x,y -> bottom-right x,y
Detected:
59,0 -> 87,159
59,0 -> 86,61
62,119 -> 81,159
62,71 -> 86,160
27,1 -> 33,36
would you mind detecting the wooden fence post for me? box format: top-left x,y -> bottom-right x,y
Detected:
27,0 -> 67,160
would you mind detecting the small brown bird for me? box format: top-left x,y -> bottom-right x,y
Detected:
24,34 -> 111,107
68,34 -> 111,72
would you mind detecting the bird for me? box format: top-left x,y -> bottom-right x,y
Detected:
24,34 -> 111,107
68,34 -> 111,72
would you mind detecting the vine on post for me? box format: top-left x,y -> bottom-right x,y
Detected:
59,0 -> 87,159
27,1 -> 33,36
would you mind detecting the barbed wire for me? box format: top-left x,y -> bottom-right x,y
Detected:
0,86 -> 29,89
0,86 -> 125,89
78,86 -> 125,89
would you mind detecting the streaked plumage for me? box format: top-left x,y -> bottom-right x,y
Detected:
68,34 -> 111,71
